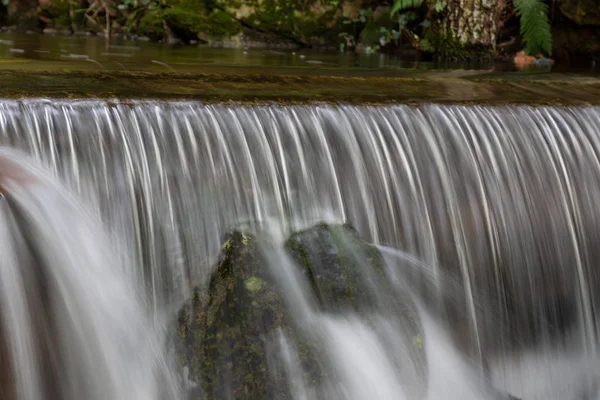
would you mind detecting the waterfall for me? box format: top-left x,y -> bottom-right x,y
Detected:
0,100 -> 599,399
0,148 -> 180,400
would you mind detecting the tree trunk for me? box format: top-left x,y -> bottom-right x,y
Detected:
103,1 -> 111,44
444,0 -> 506,47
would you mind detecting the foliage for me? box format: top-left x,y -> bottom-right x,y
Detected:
513,0 -> 552,55
390,0 -> 425,17
0,0 -> 555,61
423,28 -> 470,58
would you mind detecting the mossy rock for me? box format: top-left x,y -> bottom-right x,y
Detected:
285,223 -> 427,395
284,223 -> 423,341
216,0 -> 346,46
6,0 -> 39,30
285,223 -> 392,312
177,231 -> 322,400
177,224 -> 426,399
139,7 -> 241,42
559,0 -> 600,26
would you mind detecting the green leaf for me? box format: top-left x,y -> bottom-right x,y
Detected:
1,0 -> 9,5
514,0 -> 552,55
390,0 -> 425,17
419,38 -> 434,52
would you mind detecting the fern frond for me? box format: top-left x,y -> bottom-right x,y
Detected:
391,0 -> 426,17
513,0 -> 552,56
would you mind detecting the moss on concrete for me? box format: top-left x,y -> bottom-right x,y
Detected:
0,69 -> 599,105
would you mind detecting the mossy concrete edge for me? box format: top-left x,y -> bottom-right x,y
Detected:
1,70 -> 600,106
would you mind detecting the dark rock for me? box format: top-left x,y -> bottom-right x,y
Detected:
5,0 -> 39,31
285,223 -> 389,313
285,223 -> 421,327
284,223 -> 426,393
177,231 -> 318,400
177,224 -> 425,399
559,0 -> 600,26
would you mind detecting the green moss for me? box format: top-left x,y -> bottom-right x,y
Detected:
205,9 -> 241,37
413,334 -> 423,349
359,12 -> 395,46
138,6 -> 241,42
176,231 -> 294,399
221,238 -> 232,252
244,276 -> 266,292
422,28 -> 493,60
42,0 -> 79,30
2,69 -> 599,106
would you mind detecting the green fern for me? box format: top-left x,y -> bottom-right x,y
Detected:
390,0 -> 426,17
513,0 -> 552,56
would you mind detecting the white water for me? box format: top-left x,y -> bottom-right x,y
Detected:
0,100 -> 599,399
0,148 -> 179,400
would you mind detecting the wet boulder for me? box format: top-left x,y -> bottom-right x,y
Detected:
285,223 -> 413,315
284,223 -> 427,395
177,224 -> 426,399
177,231 -> 288,399
559,0 -> 600,26
177,231 -> 321,400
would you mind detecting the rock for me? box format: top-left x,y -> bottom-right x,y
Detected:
177,224 -> 425,399
559,0 -> 600,26
285,223 -> 421,317
5,0 -> 38,31
531,57 -> 553,67
177,231 -> 313,400
214,0 -> 359,47
284,223 -> 426,396
286,223 -> 388,312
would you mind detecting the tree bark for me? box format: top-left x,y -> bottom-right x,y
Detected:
444,0 -> 506,47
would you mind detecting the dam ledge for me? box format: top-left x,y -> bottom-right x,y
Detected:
2,69 -> 600,106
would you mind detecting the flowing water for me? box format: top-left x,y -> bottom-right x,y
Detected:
0,100 -> 599,399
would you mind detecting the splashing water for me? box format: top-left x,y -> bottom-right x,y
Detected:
0,100 -> 599,399
0,148 -> 179,400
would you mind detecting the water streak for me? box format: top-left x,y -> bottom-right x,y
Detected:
0,100 -> 598,399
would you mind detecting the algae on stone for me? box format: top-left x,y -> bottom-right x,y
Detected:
176,231 -> 313,400
177,224 -> 430,399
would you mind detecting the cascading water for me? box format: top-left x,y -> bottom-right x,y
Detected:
0,100 -> 599,399
0,148 -> 180,400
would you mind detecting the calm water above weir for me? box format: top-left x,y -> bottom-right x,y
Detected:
0,32 -> 518,75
